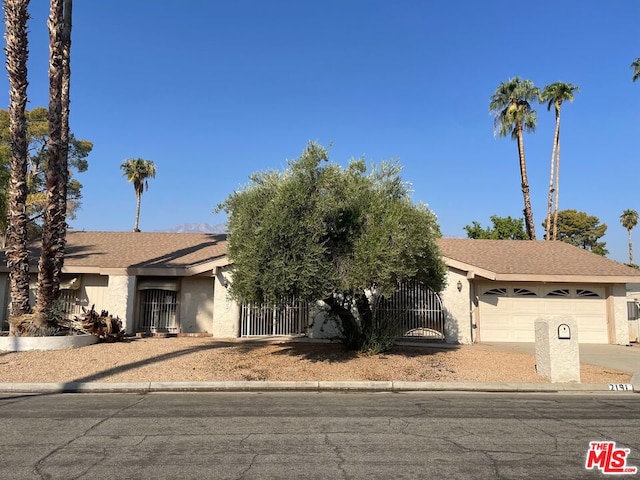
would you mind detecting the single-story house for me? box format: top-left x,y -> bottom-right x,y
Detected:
438,238 -> 640,345
1,232 -> 639,345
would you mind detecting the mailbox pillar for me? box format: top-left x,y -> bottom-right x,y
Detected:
534,316 -> 580,383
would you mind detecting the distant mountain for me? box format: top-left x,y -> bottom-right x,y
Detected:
164,223 -> 227,234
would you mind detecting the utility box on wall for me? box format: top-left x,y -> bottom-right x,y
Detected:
534,316 -> 580,383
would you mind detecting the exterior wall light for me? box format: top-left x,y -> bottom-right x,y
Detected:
457,280 -> 463,292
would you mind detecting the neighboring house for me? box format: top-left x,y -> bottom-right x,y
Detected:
1,233 -> 639,345
0,232 -> 236,337
439,239 -> 640,346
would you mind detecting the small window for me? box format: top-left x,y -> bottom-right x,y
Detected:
577,289 -> 600,298
514,288 -> 537,297
628,301 -> 639,320
546,289 -> 570,297
483,288 -> 507,296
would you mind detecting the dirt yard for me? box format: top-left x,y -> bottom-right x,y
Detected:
0,337 -> 631,384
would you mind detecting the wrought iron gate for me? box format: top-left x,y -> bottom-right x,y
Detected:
375,282 -> 445,339
240,301 -> 309,337
139,289 -> 178,333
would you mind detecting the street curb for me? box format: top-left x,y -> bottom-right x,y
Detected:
0,380 -> 636,394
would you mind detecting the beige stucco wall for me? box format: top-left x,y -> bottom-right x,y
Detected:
81,275 -> 109,312
440,269 -> 473,344
212,267 -> 240,338
106,275 -> 136,334
179,277 -> 214,333
611,284 -> 631,345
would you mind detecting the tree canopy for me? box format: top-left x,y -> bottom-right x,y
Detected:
218,142 -> 446,350
464,215 -> 527,240
545,209 -> 608,256
0,107 -> 92,238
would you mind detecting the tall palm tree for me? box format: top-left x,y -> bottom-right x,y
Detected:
489,77 -> 539,240
539,82 -> 579,241
121,158 -> 156,232
3,0 -> 32,323
35,0 -> 65,316
632,57 -> 640,83
620,209 -> 639,265
52,0 -> 72,292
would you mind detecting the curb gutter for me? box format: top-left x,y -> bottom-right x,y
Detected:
0,380 -> 637,394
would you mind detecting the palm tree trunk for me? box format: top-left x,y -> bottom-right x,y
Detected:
35,0 -> 65,317
53,0 -> 72,291
552,134 -> 561,241
516,124 -> 536,240
546,110 -> 560,240
629,228 -> 634,264
134,193 -> 142,232
4,0 -> 32,325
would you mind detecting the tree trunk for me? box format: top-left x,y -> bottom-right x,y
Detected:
546,109 -> 560,240
35,0 -> 65,317
53,0 -> 72,291
515,124 -> 536,240
4,0 -> 32,326
552,135 -> 561,241
134,192 -> 142,232
629,229 -> 634,265
323,294 -> 362,350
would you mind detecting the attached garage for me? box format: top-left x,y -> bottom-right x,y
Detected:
477,284 -> 608,343
437,238 -> 640,346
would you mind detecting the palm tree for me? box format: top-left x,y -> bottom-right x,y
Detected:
52,0 -> 72,292
35,0 -> 66,316
121,158 -> 156,232
539,82 -> 579,241
489,77 -> 539,240
632,57 -> 640,83
620,209 -> 639,265
3,0 -> 32,324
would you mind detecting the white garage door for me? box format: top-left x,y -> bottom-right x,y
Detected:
478,285 -> 608,344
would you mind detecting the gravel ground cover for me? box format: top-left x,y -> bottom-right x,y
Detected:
0,337 -> 631,384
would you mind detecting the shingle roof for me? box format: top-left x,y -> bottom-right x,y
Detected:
438,238 -> 640,281
2,231 -> 228,274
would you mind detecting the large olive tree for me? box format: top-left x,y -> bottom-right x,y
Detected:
218,142 -> 447,351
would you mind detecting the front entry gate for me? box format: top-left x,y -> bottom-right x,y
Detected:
375,282 -> 445,340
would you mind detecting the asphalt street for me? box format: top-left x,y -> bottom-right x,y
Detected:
0,391 -> 638,480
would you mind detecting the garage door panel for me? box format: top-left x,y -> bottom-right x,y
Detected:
479,285 -> 608,344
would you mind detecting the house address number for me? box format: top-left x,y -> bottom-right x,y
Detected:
608,384 -> 634,391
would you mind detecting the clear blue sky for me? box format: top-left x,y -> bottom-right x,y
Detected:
2,1 -> 638,263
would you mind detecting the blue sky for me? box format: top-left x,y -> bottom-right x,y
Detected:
2,1 -> 638,263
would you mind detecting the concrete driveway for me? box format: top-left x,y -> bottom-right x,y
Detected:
483,342 -> 640,376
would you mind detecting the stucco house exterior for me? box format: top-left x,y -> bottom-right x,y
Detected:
0,232 -> 237,337
438,239 -> 640,346
1,232 -> 639,345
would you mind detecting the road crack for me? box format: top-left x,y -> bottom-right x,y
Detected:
32,395 -> 147,479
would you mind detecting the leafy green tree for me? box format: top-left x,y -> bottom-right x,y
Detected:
218,142 -> 447,351
632,57 -> 640,82
120,158 -> 156,232
539,82 -> 579,240
489,77 -> 539,240
464,215 -> 527,240
546,209 -> 608,256
0,107 -> 92,239
620,209 -> 639,265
